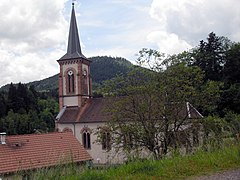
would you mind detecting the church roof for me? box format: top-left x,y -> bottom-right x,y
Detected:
56,98 -> 112,123
0,132 -> 92,175
56,97 -> 203,124
59,3 -> 87,60
79,98 -> 113,123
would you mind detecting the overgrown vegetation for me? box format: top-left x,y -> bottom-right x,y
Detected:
28,142 -> 240,179
99,65 -> 207,159
97,32 -> 240,160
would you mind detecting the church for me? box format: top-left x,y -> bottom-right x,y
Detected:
55,2 -> 203,164
55,2 -> 121,164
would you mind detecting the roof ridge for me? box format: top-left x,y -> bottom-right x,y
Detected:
6,131 -> 72,138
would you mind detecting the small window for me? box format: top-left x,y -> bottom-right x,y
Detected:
83,69 -> 87,76
82,131 -> 91,149
102,132 -> 111,150
67,70 -> 75,93
83,69 -> 88,85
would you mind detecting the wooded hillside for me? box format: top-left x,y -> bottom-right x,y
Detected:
0,56 -> 133,92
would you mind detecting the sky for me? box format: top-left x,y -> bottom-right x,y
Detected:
0,0 -> 240,87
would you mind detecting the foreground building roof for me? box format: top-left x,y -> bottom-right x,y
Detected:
0,132 -> 92,175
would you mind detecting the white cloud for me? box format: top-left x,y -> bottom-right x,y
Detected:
149,0 -> 240,45
0,0 -> 68,87
0,0 -> 68,52
0,49 -> 61,86
147,31 -> 192,54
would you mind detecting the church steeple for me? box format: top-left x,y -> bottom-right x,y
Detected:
60,2 -> 86,60
57,1 -> 92,110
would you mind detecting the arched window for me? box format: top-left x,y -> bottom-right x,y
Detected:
67,70 -> 75,93
81,128 -> 91,149
102,132 -> 111,150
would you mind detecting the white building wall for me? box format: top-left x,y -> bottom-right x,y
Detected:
63,96 -> 79,107
57,122 -> 126,164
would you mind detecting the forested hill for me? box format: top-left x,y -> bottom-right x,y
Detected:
0,56 -> 133,92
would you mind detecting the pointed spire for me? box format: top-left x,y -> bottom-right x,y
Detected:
60,2 -> 86,60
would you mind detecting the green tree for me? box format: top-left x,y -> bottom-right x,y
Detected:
224,112 -> 240,138
162,51 -> 193,67
197,80 -> 223,116
202,116 -> 226,150
7,83 -> 39,114
28,110 -> 48,133
102,62 -> 205,159
7,83 -> 18,112
192,32 -> 231,81
223,43 -> 240,84
38,98 -> 58,130
16,82 -> 28,112
39,109 -> 55,132
219,83 -> 240,115
1,110 -> 50,135
2,110 -> 30,135
0,92 -> 7,118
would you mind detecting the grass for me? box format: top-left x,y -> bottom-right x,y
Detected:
30,142 -> 240,180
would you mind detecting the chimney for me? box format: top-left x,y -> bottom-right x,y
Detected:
0,132 -> 6,145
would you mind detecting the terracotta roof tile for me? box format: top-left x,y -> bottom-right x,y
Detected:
0,132 -> 92,175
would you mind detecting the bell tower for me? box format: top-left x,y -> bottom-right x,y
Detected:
57,2 -> 92,110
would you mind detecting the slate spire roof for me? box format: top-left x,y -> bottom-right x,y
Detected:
60,2 -> 86,60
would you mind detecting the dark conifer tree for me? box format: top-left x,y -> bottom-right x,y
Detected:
7,83 -> 18,112
193,32 -> 231,81
0,92 -> 7,118
224,43 -> 240,84
16,82 -> 28,112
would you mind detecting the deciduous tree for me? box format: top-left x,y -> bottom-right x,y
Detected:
101,61 -> 205,159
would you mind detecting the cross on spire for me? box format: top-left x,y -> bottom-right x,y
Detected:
72,0 -> 76,6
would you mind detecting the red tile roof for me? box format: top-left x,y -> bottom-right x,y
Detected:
0,132 -> 92,175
